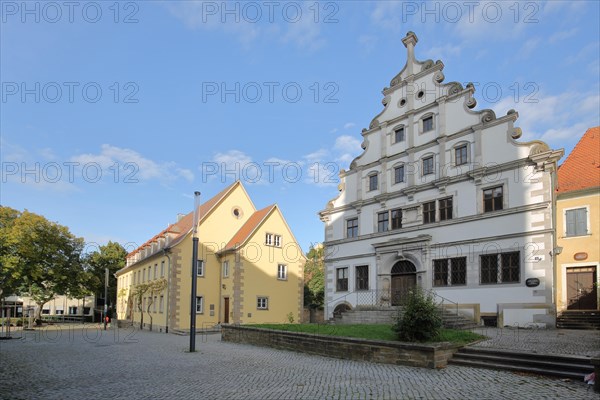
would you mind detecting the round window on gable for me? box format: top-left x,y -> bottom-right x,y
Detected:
232,207 -> 243,219
417,90 -> 424,99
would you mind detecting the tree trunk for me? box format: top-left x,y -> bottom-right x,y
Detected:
35,302 -> 44,321
147,304 -> 153,331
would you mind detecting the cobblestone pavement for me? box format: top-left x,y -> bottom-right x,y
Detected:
469,326 -> 600,356
0,325 -> 596,400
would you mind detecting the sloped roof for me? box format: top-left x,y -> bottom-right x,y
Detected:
126,181 -> 239,257
557,126 -> 600,194
222,205 -> 276,252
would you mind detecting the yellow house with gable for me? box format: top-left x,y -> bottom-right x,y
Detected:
115,181 -> 305,332
555,127 -> 600,327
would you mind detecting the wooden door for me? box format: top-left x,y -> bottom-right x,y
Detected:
223,298 -> 230,324
391,274 -> 416,306
567,267 -> 598,310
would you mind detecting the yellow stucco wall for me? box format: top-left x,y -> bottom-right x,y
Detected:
556,190 -> 600,311
117,183 -> 305,331
237,207 -> 304,324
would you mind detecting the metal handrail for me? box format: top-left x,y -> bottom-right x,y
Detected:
326,287 -> 461,318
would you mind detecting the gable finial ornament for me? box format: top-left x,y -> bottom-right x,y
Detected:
402,31 -> 418,75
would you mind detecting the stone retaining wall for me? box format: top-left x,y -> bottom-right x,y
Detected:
221,325 -> 459,369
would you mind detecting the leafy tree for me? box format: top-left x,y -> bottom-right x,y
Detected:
144,278 -> 167,331
83,241 -> 127,311
0,207 -> 85,319
303,244 -> 324,309
393,287 -> 442,342
133,283 -> 149,329
0,206 -> 21,299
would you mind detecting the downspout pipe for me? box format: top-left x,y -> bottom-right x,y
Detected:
163,247 -> 172,334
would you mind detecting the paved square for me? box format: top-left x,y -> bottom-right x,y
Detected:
0,326 -> 595,399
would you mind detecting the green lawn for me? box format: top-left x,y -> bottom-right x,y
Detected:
249,324 -> 484,345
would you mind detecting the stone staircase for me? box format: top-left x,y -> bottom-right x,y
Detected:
331,306 -> 478,329
450,347 -> 594,380
556,311 -> 600,330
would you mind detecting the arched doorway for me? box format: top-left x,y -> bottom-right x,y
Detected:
391,260 -> 416,305
333,303 -> 352,319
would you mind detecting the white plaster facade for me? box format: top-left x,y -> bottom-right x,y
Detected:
319,32 -> 563,328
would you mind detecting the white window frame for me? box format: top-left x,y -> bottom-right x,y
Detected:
160,261 -> 165,277
563,205 -> 590,238
222,261 -> 229,278
393,125 -> 405,144
196,296 -> 204,314
422,155 -> 435,176
274,235 -> 282,247
265,233 -> 273,246
367,172 -> 378,192
393,163 -> 405,184
346,217 -> 359,238
197,260 -> 205,277
453,142 -> 469,166
257,297 -> 268,310
277,264 -> 287,280
420,113 -> 435,134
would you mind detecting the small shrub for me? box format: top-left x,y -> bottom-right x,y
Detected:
286,312 -> 295,324
393,287 -> 442,342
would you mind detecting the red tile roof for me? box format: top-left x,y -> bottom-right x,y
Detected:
557,126 -> 600,194
223,205 -> 276,251
127,182 -> 239,257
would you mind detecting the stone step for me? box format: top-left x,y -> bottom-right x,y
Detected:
450,347 -> 593,380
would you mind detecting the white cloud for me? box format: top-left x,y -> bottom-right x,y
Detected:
358,35 -> 377,54
343,122 -> 356,130
424,44 -> 462,60
281,15 -> 325,52
517,37 -> 541,59
492,91 -> 600,146
334,135 -> 362,153
370,2 -> 403,33
166,1 -> 326,51
72,144 -> 194,183
165,1 -> 260,46
454,1 -> 529,42
548,28 -> 578,43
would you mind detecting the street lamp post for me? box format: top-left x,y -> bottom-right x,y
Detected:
104,267 -> 108,330
190,191 -> 201,352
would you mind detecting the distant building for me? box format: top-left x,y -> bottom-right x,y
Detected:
116,181 -> 305,332
319,32 -> 563,327
555,126 -> 600,313
1,294 -> 95,320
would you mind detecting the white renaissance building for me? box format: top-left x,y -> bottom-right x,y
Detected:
319,32 -> 563,328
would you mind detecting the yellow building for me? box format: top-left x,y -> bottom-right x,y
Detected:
115,181 -> 305,332
555,126 -> 600,318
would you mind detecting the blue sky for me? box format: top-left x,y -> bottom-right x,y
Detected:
1,1 -> 599,254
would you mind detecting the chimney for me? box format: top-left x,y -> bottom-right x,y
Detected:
177,213 -> 185,222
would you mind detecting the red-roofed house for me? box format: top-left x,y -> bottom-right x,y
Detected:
555,127 -> 600,325
115,181 -> 305,332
